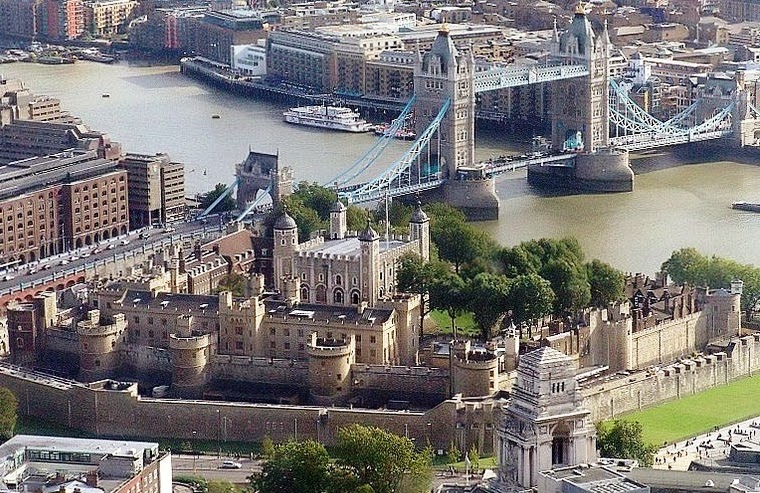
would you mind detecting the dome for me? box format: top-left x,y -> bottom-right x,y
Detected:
330,200 -> 347,213
359,219 -> 379,241
274,211 -> 297,230
410,202 -> 429,223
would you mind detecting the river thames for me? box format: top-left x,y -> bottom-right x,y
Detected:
3,61 -> 760,274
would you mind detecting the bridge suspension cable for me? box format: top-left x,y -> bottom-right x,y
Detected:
236,184 -> 273,222
325,95 -> 416,188
340,98 -> 451,204
198,178 -> 239,218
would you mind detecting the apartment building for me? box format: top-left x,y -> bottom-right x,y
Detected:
83,0 -> 137,37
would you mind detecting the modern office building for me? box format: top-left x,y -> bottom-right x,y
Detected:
119,153 -> 185,228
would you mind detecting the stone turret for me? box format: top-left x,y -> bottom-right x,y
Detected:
273,209 -> 298,293
307,333 -> 355,405
359,219 -> 379,306
329,200 -> 347,240
77,310 -> 127,382
451,340 -> 499,397
169,314 -> 211,398
409,201 -> 430,261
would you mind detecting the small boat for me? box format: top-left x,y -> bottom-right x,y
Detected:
374,123 -> 416,140
80,51 -> 117,64
102,93 -> 111,98
732,201 -> 760,212
211,114 -> 221,119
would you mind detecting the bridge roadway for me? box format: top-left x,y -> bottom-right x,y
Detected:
609,129 -> 733,151
0,218 -> 224,299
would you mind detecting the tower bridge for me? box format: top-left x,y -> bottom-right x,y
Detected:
225,6 -> 760,222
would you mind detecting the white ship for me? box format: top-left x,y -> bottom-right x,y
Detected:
283,105 -> 373,133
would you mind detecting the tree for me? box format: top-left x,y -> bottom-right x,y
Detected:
396,254 -> 449,341
282,197 -> 324,242
0,387 -> 17,440
214,273 -> 247,297
290,182 -> 338,221
542,257 -> 591,314
507,273 -> 555,326
596,420 -> 657,467
466,273 -> 511,340
260,435 -> 275,459
200,183 -> 236,213
429,272 -> 467,338
586,259 -> 626,307
346,205 -> 368,232
334,424 -> 431,493
468,444 -> 480,473
661,248 -> 709,285
252,440 -> 333,493
431,216 -> 495,274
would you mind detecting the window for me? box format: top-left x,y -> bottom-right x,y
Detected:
370,335 -> 376,344
235,327 -> 243,336
270,328 -> 276,335
236,341 -> 244,350
270,341 -> 276,349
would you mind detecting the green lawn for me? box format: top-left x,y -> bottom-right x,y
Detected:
615,373 -> 760,446
428,310 -> 479,337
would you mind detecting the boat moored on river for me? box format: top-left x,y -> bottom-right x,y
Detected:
283,105 -> 373,132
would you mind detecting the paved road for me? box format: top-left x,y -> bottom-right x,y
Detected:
0,216 -> 226,295
171,453 -> 261,483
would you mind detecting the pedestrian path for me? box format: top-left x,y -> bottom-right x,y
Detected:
653,416 -> 760,471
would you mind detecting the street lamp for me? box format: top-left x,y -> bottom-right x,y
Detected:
192,430 -> 197,472
216,409 -> 221,458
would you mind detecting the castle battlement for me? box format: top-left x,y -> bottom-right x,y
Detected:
307,334 -> 354,357
169,333 -> 211,350
77,313 -> 126,337
355,364 -> 448,378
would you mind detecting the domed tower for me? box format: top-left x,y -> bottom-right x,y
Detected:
307,333 -> 355,405
409,201 -> 430,261
329,200 -> 347,240
359,219 -> 380,306
496,347 -> 596,489
550,4 -> 610,152
169,314 -> 211,398
77,310 -> 126,382
273,209 -> 298,293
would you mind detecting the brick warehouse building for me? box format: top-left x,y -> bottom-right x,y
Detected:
0,149 -> 129,265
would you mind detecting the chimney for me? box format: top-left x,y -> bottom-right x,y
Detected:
85,471 -> 99,488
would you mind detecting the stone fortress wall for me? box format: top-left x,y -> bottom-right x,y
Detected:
0,363 -> 497,454
581,332 -> 760,422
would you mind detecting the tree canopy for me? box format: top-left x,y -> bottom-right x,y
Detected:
661,248 -> 760,315
596,420 -> 657,467
200,183 -> 236,213
334,424 -> 431,493
0,387 -> 17,440
253,425 -> 432,493
252,440 -> 333,493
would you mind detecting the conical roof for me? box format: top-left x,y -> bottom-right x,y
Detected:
330,200 -> 347,213
422,24 -> 459,74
